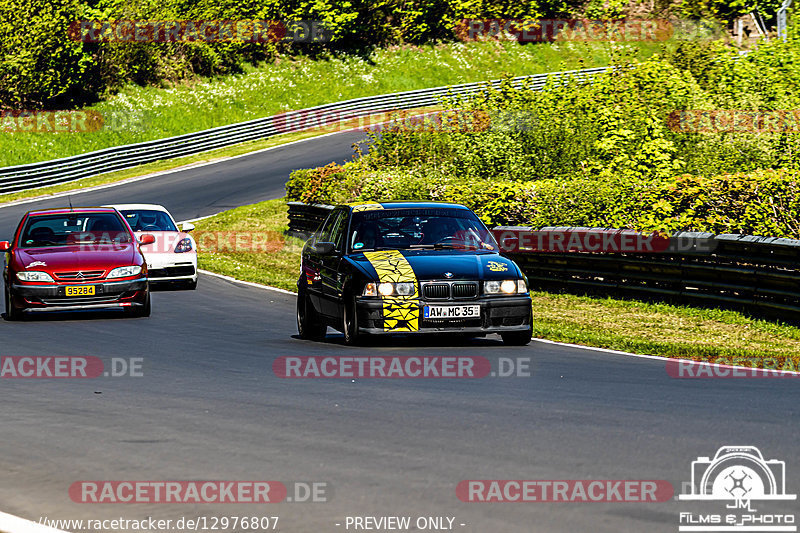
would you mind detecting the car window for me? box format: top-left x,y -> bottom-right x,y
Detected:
120,210 -> 178,232
20,213 -> 130,248
318,209 -> 345,244
349,208 -> 497,252
328,210 -> 349,252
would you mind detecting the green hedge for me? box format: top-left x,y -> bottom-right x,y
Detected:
286,164 -> 800,237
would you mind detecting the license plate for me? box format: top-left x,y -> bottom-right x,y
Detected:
424,305 -> 480,319
65,285 -> 95,296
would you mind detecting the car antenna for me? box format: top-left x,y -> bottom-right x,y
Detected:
68,196 -> 74,211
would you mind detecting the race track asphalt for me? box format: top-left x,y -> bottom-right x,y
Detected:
1,129 -> 798,533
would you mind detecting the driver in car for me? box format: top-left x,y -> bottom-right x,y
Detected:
420,218 -> 456,245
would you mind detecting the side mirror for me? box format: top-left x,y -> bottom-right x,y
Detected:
313,241 -> 335,254
0,241 -> 10,252
181,222 -> 195,232
139,234 -> 156,245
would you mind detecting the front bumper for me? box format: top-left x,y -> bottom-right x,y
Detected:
147,265 -> 197,282
355,296 -> 532,335
11,278 -> 148,312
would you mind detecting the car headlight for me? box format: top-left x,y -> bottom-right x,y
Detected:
175,237 -> 193,253
378,282 -> 394,296
107,265 -> 142,279
363,282 -> 377,296
395,282 -> 414,296
17,271 -> 54,282
485,279 -> 527,295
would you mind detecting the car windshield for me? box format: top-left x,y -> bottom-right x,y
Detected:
19,213 -> 131,248
120,209 -> 178,231
349,208 -> 497,252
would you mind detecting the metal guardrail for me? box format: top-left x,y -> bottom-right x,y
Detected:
286,202 -> 800,319
286,201 -> 335,239
0,67 -> 608,194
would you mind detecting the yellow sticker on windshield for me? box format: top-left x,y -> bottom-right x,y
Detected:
363,250 -> 419,332
350,203 -> 384,212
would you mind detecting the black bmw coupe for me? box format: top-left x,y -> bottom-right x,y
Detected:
297,202 -> 532,345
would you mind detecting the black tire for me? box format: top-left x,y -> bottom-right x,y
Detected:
184,278 -> 198,290
297,286 -> 326,340
4,284 -> 21,321
128,291 -> 151,318
342,294 -> 363,346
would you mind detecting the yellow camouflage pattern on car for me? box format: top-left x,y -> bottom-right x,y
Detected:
362,250 -> 419,332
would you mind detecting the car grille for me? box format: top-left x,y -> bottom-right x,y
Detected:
148,266 -> 196,278
53,270 -> 105,281
424,283 -> 450,299
452,282 -> 477,298
422,281 -> 478,300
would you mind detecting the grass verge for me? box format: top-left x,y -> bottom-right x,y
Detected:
195,198 -> 305,292
194,198 -> 800,370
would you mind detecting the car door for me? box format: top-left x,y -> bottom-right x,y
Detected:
305,210 -> 341,313
317,208 -> 349,318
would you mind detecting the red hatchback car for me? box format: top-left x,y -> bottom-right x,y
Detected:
1,207 -> 154,319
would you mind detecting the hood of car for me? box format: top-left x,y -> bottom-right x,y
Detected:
348,250 -> 520,281
13,243 -> 140,274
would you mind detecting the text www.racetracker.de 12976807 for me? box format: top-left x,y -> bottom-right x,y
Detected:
38,516 -> 280,532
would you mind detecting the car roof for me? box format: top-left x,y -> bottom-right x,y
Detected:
345,201 -> 470,210
25,207 -> 120,216
103,203 -> 170,212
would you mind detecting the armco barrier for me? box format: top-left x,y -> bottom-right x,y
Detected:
286,202 -> 800,319
286,201 -> 334,239
0,67 -> 608,194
